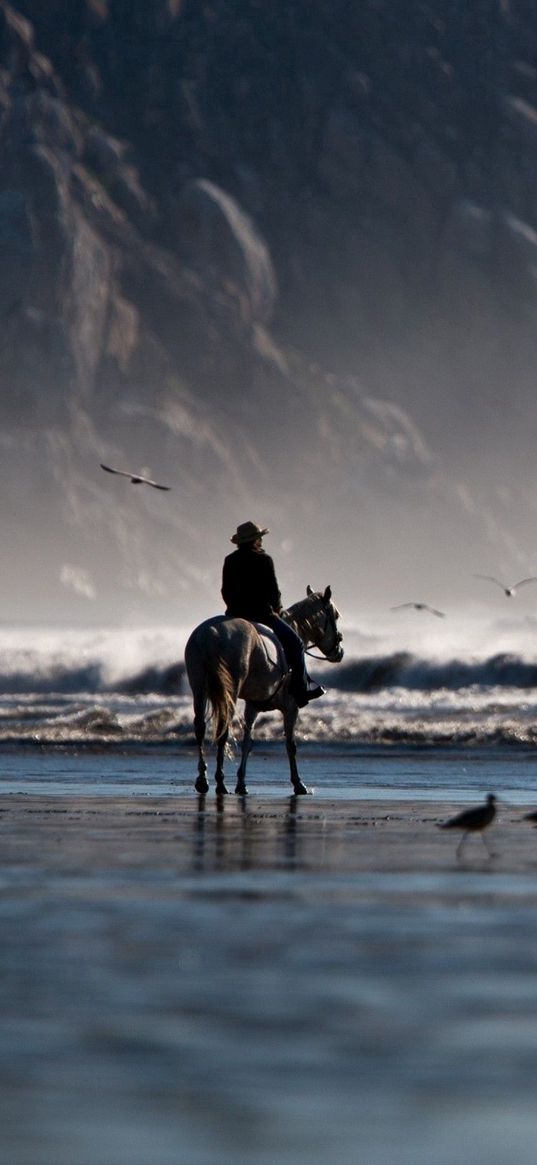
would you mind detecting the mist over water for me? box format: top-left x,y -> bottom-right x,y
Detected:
3,4 -> 537,625
1,613 -> 537,750
4,610 -> 537,689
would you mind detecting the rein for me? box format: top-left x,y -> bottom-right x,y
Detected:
305,646 -> 331,661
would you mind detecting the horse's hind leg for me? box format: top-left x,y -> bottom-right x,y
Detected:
235,704 -> 258,795
284,704 -> 309,795
193,695 -> 209,795
215,727 -> 230,795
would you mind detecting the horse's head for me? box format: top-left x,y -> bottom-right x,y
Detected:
304,584 -> 344,662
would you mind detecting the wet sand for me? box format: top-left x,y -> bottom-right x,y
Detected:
3,794 -> 537,1165
1,793 -> 537,878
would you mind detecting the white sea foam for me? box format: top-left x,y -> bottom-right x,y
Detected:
1,616 -> 537,746
0,622 -> 192,691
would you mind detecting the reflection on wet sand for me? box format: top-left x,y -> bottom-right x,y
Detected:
3,795 -> 537,1165
192,795 -> 306,873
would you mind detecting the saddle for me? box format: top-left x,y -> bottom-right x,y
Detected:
252,622 -> 289,673
247,622 -> 290,709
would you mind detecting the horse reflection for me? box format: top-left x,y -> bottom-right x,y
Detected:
191,795 -> 252,873
191,796 -> 306,873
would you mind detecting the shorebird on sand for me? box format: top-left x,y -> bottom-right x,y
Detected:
473,574 -> 537,598
523,809 -> 537,824
438,793 -> 497,859
100,464 -> 171,490
391,602 -> 445,618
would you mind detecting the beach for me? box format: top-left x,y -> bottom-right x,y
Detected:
3,790 -> 537,875
3,777 -> 537,1165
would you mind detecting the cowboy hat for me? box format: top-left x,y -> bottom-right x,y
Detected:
231,520 -> 270,545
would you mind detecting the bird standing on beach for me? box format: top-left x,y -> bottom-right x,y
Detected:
391,602 -> 445,618
438,793 -> 497,859
523,809 -> 537,824
100,464 -> 171,490
473,574 -> 537,597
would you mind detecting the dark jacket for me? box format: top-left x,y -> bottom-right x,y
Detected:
222,544 -> 282,622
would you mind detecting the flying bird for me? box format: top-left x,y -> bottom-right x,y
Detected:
473,574 -> 537,597
438,793 -> 497,859
100,464 -> 171,491
390,602 -> 445,618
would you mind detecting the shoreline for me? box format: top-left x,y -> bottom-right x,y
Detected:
2,794 -> 537,880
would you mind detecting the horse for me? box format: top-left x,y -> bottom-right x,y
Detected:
184,586 -> 343,796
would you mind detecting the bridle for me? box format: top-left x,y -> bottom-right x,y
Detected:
283,590 -> 343,662
305,603 -> 343,661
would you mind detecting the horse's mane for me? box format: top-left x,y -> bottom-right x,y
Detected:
284,591 -> 327,644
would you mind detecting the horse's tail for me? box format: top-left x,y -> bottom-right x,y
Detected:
206,656 -> 236,741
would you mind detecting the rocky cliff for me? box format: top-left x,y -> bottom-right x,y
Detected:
2,0 -> 537,623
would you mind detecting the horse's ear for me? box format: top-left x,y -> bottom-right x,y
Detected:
307,585 -> 313,596
323,585 -> 332,602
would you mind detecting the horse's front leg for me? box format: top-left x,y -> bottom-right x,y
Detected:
235,703 -> 258,795
283,702 -> 309,795
193,696 -> 209,795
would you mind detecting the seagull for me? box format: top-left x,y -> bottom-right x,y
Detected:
100,464 -> 171,491
473,574 -> 537,598
390,602 -> 445,618
438,793 -> 497,859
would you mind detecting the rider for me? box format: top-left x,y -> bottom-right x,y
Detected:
221,520 -> 325,707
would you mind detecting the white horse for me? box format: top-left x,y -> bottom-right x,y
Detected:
184,586 -> 343,795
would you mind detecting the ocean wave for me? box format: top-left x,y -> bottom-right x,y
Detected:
2,625 -> 537,751
1,723 -> 536,749
0,660 -> 186,696
2,649 -> 537,696
324,652 -> 537,692
1,688 -> 537,749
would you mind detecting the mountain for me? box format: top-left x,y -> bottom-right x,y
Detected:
2,0 -> 537,624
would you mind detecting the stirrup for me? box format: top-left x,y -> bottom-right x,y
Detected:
294,683 -> 325,707
306,684 -> 325,702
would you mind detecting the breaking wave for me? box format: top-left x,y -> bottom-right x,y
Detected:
0,659 -> 186,696
3,650 -> 537,696
326,652 -> 537,692
1,621 -> 537,697
1,625 -> 537,749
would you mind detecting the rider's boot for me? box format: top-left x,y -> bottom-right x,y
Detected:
292,679 -> 326,708
306,683 -> 326,702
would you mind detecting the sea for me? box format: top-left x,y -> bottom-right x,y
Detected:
2,612 -> 537,798
4,614 -> 537,1165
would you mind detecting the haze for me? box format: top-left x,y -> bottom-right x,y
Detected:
2,2 -> 537,630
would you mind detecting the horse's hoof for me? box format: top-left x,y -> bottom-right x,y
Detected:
292,780 -> 309,795
216,781 -> 230,795
195,775 -> 210,794
235,783 -> 248,795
